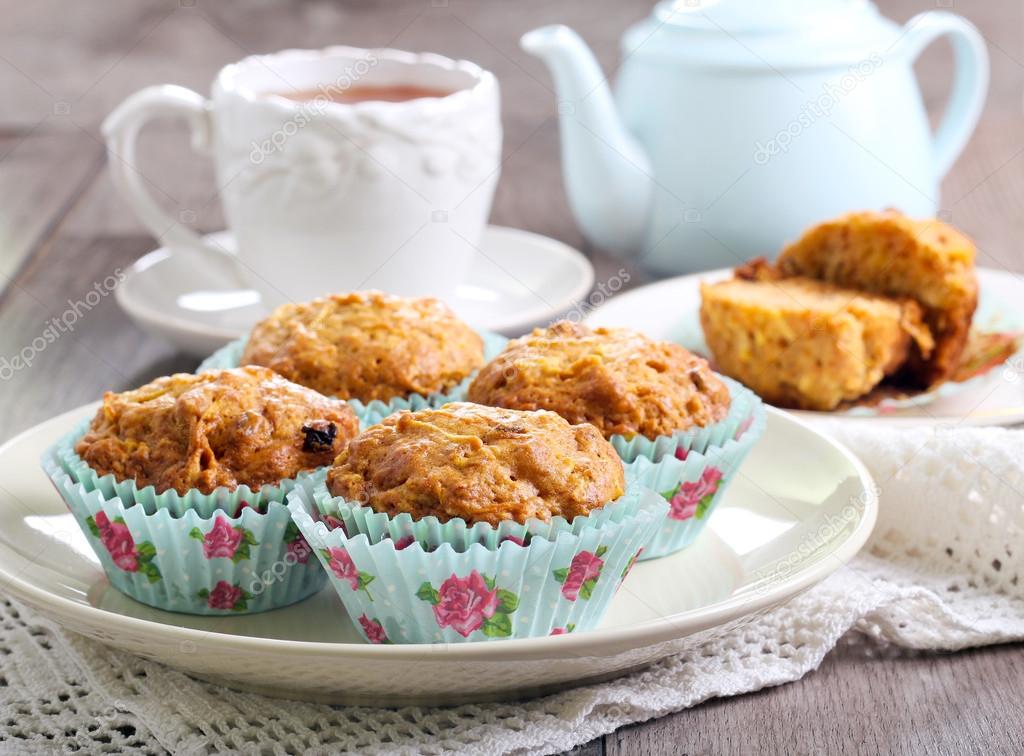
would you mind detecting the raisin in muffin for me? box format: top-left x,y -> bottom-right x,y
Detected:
240,291 -> 484,401
326,402 -> 625,526
76,367 -> 358,495
700,276 -> 934,410
776,210 -> 977,386
467,321 -> 730,439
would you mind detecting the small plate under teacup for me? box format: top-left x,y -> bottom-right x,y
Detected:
116,226 -> 595,356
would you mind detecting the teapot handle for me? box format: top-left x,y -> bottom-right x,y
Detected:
895,12 -> 988,180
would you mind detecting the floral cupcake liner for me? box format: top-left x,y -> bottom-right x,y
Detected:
197,330 -> 508,426
295,469 -> 657,553
287,487 -> 667,643
623,400 -> 766,560
42,443 -> 326,615
610,376 -> 762,464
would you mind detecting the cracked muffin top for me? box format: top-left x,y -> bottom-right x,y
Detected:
76,366 -> 359,495
240,291 -> 485,401
466,320 -> 730,439
325,402 -> 625,526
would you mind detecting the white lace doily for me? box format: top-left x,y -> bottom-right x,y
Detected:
2,423 -> 1022,754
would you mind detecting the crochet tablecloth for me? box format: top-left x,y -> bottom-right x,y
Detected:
2,422 -> 1022,754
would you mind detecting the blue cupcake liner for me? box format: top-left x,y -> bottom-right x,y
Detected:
623,400 -> 766,560
287,486 -> 667,643
295,469 -> 658,552
197,330 -> 508,426
610,376 -> 762,463
43,447 -> 326,615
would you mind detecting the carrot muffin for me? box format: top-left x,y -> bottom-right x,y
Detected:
326,402 -> 625,527
700,276 -> 934,410
76,366 -> 358,495
776,210 -> 978,386
240,291 -> 485,401
467,320 -> 730,439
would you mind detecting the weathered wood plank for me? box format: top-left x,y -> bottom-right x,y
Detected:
605,642 -> 1024,755
0,131 -> 104,287
0,234 -> 195,441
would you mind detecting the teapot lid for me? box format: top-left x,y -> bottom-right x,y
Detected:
637,0 -> 903,68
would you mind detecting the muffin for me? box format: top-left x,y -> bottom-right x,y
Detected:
240,291 -> 485,401
467,320 -> 730,440
287,403 -> 669,644
776,210 -> 978,386
76,366 -> 359,495
700,276 -> 934,410
326,402 -> 625,527
45,366 -> 359,615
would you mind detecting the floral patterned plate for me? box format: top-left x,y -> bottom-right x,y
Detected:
587,266 -> 1024,427
0,402 -> 875,706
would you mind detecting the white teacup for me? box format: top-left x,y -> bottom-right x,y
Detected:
103,47 -> 502,306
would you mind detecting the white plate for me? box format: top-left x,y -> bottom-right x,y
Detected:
587,267 -> 1024,427
1,405 -> 875,706
116,226 -> 595,356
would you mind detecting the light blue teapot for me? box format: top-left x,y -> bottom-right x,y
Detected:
521,0 -> 987,274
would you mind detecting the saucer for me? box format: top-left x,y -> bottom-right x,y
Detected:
587,266 -> 1024,427
117,226 -> 595,356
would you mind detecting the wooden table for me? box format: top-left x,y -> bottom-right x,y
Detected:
1,1 -> 1022,752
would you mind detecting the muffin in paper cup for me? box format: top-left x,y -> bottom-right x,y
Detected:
623,401 -> 766,560
286,483 -> 667,643
299,469 -> 660,552
42,437 -> 326,615
610,376 -> 764,463
197,330 -> 508,425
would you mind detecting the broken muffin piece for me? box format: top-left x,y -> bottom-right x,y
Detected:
700,276 -> 933,411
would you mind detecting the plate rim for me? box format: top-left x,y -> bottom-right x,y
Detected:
0,404 -> 876,662
115,225 -> 596,340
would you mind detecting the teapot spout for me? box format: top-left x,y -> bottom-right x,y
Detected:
521,25 -> 652,257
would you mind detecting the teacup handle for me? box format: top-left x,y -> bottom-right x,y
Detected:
102,85 -> 245,282
895,12 -> 989,180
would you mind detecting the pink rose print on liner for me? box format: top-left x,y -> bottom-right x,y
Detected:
664,466 -> 724,521
86,512 -> 161,583
554,546 -> 607,601
94,511 -> 137,571
203,517 -> 242,558
499,535 -> 526,547
199,580 -> 250,611
393,535 -> 416,550
321,547 -> 375,599
358,614 -> 390,644
283,521 -> 311,563
734,414 -> 754,440
620,548 -> 644,580
417,571 -> 518,638
674,446 -> 689,462
550,624 -> 576,636
286,536 -> 312,564
322,514 -> 346,533
190,516 -> 257,562
433,572 -> 498,637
